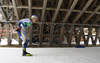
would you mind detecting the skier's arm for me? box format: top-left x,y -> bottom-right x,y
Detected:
16,21 -> 22,31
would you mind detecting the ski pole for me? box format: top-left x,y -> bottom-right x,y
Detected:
0,30 -> 15,31
0,32 -> 17,35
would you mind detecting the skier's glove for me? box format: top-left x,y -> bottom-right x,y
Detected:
16,27 -> 20,32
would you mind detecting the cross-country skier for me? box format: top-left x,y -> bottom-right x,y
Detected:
16,15 -> 37,56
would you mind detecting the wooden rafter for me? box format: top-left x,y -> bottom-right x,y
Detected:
63,0 -> 78,23
67,0 -> 73,9
83,4 -> 100,24
52,0 -> 63,22
12,0 -> 19,20
92,15 -> 100,24
78,0 -> 85,10
89,0 -> 98,11
41,0 -> 47,21
73,0 -> 93,23
0,6 -> 7,21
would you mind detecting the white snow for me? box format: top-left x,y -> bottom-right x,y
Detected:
0,38 -> 19,45
0,47 -> 100,63
11,39 -> 19,45
0,38 -> 8,45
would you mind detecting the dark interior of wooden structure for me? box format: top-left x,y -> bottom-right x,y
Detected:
0,0 -> 100,47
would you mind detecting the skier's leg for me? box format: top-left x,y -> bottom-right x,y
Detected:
20,27 -> 32,56
17,27 -> 26,49
20,27 -> 27,51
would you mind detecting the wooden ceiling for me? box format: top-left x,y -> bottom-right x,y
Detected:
0,0 -> 100,26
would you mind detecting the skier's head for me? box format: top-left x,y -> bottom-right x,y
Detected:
31,15 -> 37,22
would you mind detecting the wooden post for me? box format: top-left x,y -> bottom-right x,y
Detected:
77,26 -> 83,46
68,25 -> 74,46
50,23 -> 54,46
28,0 -> 32,45
39,23 -> 43,46
29,26 -> 33,45
83,30 -> 87,46
6,23 -> 11,46
91,35 -> 94,45
74,27 -> 79,46
59,24 -> 64,46
86,27 -> 93,46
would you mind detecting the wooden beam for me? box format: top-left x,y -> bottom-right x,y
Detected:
41,0 -> 47,21
12,0 -> 19,20
78,0 -> 85,10
67,0 -> 73,9
63,0 -> 78,23
0,20 -> 100,26
83,4 -> 100,24
89,0 -> 97,11
73,0 -> 93,23
52,0 -> 63,22
0,6 -> 7,21
92,15 -> 100,24
1,5 -> 100,14
17,6 -> 28,8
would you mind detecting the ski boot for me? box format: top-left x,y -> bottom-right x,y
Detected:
22,50 -> 33,56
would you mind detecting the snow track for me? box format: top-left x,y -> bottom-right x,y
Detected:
0,47 -> 100,63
